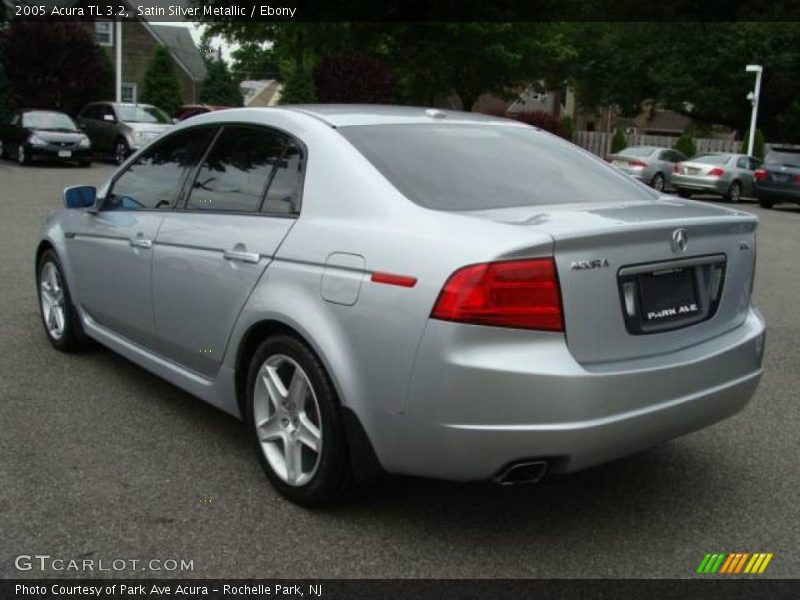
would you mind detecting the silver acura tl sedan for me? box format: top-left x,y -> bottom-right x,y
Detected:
36,106 -> 766,506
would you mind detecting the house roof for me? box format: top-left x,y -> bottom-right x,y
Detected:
644,110 -> 693,134
147,24 -> 207,83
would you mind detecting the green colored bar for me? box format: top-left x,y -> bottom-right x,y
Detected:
710,553 -> 727,573
704,554 -> 719,573
697,554 -> 712,573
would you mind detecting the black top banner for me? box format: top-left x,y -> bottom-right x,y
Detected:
5,0 -> 800,22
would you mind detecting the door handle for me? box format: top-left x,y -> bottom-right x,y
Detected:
129,236 -> 153,249
223,247 -> 260,264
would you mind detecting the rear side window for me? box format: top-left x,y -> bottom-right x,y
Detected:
339,123 -> 654,211
262,141 -> 303,215
105,127 -> 214,211
186,126 -> 286,213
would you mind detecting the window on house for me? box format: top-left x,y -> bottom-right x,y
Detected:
121,83 -> 137,104
95,20 -> 113,46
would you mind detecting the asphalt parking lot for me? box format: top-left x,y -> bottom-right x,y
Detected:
1,160 -> 798,579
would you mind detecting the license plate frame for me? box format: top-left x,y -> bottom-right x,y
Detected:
638,267 -> 700,324
57,150 -> 72,158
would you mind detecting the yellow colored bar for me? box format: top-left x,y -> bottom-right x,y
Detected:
758,554 -> 774,574
744,554 -> 761,573
735,553 -> 750,573
720,554 -> 736,574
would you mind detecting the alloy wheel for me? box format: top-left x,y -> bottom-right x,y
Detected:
252,354 -> 323,487
17,145 -> 26,165
652,174 -> 665,192
39,261 -> 65,340
729,182 -> 741,203
115,141 -> 127,165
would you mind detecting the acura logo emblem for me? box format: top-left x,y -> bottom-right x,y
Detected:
671,228 -> 688,253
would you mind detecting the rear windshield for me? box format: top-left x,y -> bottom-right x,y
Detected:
338,123 -> 654,211
618,147 -> 656,158
117,105 -> 170,124
693,154 -> 730,165
765,149 -> 800,168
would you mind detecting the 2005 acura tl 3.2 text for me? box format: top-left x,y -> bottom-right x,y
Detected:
35,105 -> 765,506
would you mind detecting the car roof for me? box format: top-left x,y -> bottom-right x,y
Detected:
283,104 -> 522,127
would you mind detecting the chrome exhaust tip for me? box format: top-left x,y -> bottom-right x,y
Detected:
493,460 -> 548,486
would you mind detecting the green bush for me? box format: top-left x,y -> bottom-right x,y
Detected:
673,133 -> 696,158
740,128 -> 765,160
610,129 -> 627,154
140,46 -> 183,117
279,66 -> 316,104
560,115 -> 575,139
201,58 -> 243,106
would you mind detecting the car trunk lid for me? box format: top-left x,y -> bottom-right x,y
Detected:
466,199 -> 757,365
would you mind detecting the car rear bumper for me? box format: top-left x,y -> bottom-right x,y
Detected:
671,174 -> 729,194
365,308 -> 765,481
753,183 -> 800,201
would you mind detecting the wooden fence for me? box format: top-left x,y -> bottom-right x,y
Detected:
572,131 -> 744,157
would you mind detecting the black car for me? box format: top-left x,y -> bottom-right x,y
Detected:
0,109 -> 92,166
753,145 -> 800,208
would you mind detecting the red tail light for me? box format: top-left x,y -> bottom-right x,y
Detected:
707,168 -> 725,177
628,160 -> 647,168
754,169 -> 768,181
431,258 -> 563,332
795,174 -> 800,183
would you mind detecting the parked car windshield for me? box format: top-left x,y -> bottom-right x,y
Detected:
116,105 -> 170,124
764,149 -> 800,168
692,154 -> 730,165
618,147 -> 656,157
339,123 -> 655,211
22,111 -> 78,131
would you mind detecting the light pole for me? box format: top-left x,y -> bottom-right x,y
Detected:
745,64 -> 763,157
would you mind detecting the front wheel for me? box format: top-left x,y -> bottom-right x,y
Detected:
758,197 -> 775,209
37,249 -> 89,352
725,181 -> 742,203
677,189 -> 692,198
246,334 -> 353,507
17,144 -> 29,165
114,138 -> 129,165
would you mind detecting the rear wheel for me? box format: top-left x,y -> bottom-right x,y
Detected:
246,334 -> 353,507
677,189 -> 692,198
650,173 -> 665,192
37,249 -> 89,352
725,181 -> 742,203
758,197 -> 775,209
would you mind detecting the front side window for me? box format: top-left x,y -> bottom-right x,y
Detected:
339,123 -> 655,211
186,126 -> 287,213
105,127 -> 215,211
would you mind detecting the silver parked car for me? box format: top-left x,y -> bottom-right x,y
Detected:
36,106 -> 765,506
607,146 -> 686,192
672,153 -> 761,202
76,102 -> 173,165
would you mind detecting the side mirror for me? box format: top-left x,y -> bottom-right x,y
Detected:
103,114 -> 116,123
64,185 -> 97,209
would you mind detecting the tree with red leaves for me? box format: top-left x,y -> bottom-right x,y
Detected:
313,53 -> 395,104
2,21 -> 113,116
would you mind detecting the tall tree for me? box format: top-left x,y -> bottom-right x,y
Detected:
2,22 -> 112,116
201,58 -> 243,106
140,46 -> 184,116
230,43 -> 280,80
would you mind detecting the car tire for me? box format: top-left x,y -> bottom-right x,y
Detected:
725,181 -> 742,203
246,333 -> 354,507
114,138 -> 129,165
677,189 -> 692,198
758,198 -> 775,209
17,144 -> 29,166
0,139 -> 5,159
37,249 -> 90,352
650,173 -> 665,192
